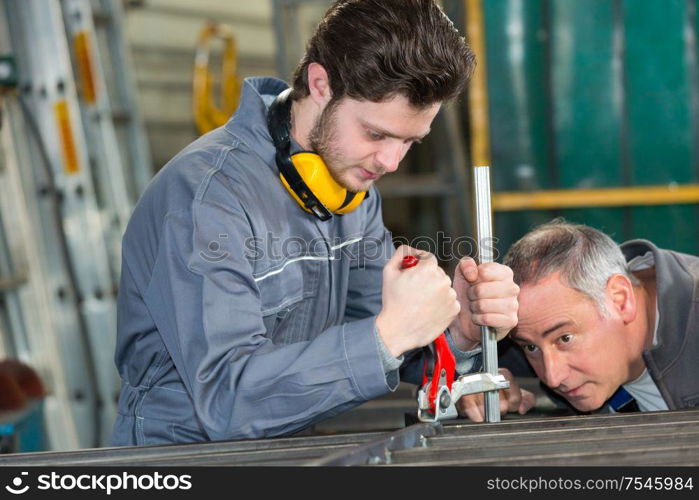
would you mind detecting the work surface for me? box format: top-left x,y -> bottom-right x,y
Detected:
1,409 -> 698,466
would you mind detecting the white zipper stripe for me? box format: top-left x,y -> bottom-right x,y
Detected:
331,236 -> 363,250
254,237 -> 363,283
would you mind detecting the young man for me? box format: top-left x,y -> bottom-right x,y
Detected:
502,221 -> 699,414
112,0 -> 519,445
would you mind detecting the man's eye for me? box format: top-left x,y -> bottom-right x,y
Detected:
367,131 -> 384,141
524,344 -> 539,353
558,334 -> 573,344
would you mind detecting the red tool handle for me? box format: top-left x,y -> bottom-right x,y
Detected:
401,255 -> 419,269
401,256 -> 456,413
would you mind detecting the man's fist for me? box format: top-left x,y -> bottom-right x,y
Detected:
449,257 -> 519,351
376,246 -> 460,357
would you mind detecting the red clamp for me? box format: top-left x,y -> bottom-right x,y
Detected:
401,256 -> 456,416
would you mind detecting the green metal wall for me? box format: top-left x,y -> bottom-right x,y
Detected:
481,0 -> 699,256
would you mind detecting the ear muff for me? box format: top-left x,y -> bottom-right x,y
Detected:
267,89 -> 367,221
282,153 -> 367,214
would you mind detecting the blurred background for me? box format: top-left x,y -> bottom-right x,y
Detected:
0,0 -> 697,452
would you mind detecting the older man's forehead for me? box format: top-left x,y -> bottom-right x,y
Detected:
515,275 -> 584,341
519,271 -> 582,306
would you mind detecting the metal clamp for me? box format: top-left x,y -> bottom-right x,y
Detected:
417,372 -> 509,422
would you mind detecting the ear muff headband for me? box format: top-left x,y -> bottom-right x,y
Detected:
267,89 -> 366,220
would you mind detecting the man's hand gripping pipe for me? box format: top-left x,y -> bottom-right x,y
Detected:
406,166 -> 508,423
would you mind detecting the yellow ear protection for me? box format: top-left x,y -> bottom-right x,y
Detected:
267,89 -> 367,221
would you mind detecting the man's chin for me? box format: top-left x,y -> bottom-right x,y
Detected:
565,394 -> 606,413
340,176 -> 374,193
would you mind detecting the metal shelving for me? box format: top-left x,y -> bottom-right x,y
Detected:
1,409 -> 697,466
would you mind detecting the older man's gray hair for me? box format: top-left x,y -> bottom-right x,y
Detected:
503,219 -> 639,314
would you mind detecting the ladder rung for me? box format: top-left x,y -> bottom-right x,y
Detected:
111,110 -> 133,122
0,274 -> 29,292
92,10 -> 112,25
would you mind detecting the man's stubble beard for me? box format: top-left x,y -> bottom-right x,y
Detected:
308,100 -> 362,193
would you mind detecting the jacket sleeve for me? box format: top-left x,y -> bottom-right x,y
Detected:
342,188 -> 393,322
341,190 -> 482,386
140,200 -> 393,441
340,191 -> 426,387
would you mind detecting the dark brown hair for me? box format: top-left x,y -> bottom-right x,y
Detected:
290,0 -> 475,108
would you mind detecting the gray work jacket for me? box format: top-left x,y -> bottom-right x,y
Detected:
111,77 -> 478,445
621,240 -> 699,410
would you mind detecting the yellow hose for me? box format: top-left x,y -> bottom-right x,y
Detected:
193,22 -> 241,135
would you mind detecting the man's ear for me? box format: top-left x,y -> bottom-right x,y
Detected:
306,62 -> 333,107
607,274 -> 637,324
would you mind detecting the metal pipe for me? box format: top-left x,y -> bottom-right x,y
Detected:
474,165 -> 500,422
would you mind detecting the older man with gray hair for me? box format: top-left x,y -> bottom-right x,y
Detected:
496,220 -> 698,415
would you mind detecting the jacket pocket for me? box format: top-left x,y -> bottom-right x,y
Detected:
257,259 -> 321,344
262,297 -> 303,344
256,257 -> 319,311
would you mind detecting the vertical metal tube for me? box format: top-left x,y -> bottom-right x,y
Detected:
473,165 -> 500,422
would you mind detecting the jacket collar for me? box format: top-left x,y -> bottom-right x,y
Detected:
620,239 -> 693,374
224,77 -> 289,172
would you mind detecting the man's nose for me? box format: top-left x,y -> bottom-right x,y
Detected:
374,140 -> 407,173
541,350 -> 569,390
